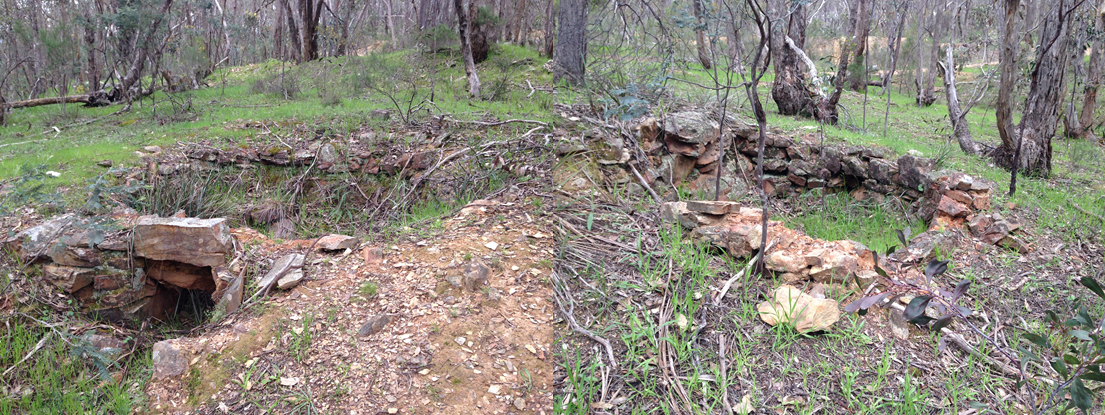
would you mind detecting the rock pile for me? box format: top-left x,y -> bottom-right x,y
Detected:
634,112 -> 939,203
173,140 -> 433,176
661,201 -> 876,286
4,214 -> 236,322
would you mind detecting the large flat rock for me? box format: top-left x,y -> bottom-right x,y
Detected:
132,217 -> 232,268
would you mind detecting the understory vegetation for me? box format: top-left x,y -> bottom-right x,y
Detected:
1,5 -> 1104,414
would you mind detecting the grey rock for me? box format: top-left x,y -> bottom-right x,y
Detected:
82,333 -> 126,357
662,112 -> 720,144
446,274 -> 463,288
889,310 -> 910,340
896,154 -> 934,191
316,234 -> 359,251
462,261 -> 490,291
132,217 -> 233,268
277,269 -> 305,290
214,274 -> 244,315
357,314 -> 392,337
151,339 -> 189,380
255,253 -> 305,295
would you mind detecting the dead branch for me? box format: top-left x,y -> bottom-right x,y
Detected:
628,164 -> 661,202
551,271 -> 618,369
2,332 -> 51,378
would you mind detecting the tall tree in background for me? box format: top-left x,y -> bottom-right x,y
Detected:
455,0 -> 481,97
544,0 -> 557,57
913,0 -> 940,106
112,0 -> 176,101
999,0 -> 1077,182
768,0 -> 814,116
994,0 -> 1020,152
1070,0 -> 1104,140
552,0 -> 586,84
694,0 -> 712,69
846,0 -> 871,92
297,0 -> 324,61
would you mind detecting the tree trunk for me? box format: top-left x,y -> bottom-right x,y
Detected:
820,0 -> 861,125
298,0 -> 324,61
84,9 -> 100,92
769,0 -> 814,116
385,0 -> 397,46
512,0 -> 527,44
455,0 -> 481,97
940,46 -> 980,155
994,0 -> 1074,177
282,0 -> 303,61
552,0 -> 586,84
847,0 -> 871,92
543,0 -> 556,57
915,30 -> 938,106
693,0 -> 711,69
995,0 -> 1019,149
2,93 -> 111,110
1075,1 -> 1104,139
113,0 -> 174,102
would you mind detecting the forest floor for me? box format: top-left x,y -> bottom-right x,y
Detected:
1,44 -> 1104,414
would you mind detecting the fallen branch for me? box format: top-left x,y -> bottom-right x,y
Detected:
628,164 -> 661,202
551,271 -> 617,369
447,117 -> 548,128
2,92 -> 110,110
714,248 -> 764,306
2,332 -> 51,378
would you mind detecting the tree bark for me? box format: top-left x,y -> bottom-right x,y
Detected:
994,0 -> 1020,149
282,0 -> 303,61
820,0 -> 860,125
768,0 -> 814,116
2,91 -> 111,110
297,0 -> 324,61
1075,1 -> 1105,139
995,0 -> 1074,178
455,0 -> 481,97
940,46 -> 980,155
512,0 -> 527,44
552,0 -> 586,84
543,0 -> 556,57
846,0 -> 871,92
693,0 -> 712,69
113,0 -> 174,102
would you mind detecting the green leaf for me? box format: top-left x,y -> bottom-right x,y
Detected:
1064,354 -> 1081,366
1052,357 -> 1069,378
1023,333 -> 1050,350
1070,378 -> 1092,410
1072,330 -> 1093,342
1080,372 -> 1105,382
1080,277 -> 1105,300
903,296 -> 932,323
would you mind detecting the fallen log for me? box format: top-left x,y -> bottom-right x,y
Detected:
2,90 -> 110,110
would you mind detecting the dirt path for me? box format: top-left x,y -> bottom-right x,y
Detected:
146,199 -> 559,414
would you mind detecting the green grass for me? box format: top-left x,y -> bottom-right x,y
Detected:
786,191 -> 925,253
0,318 -> 148,414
